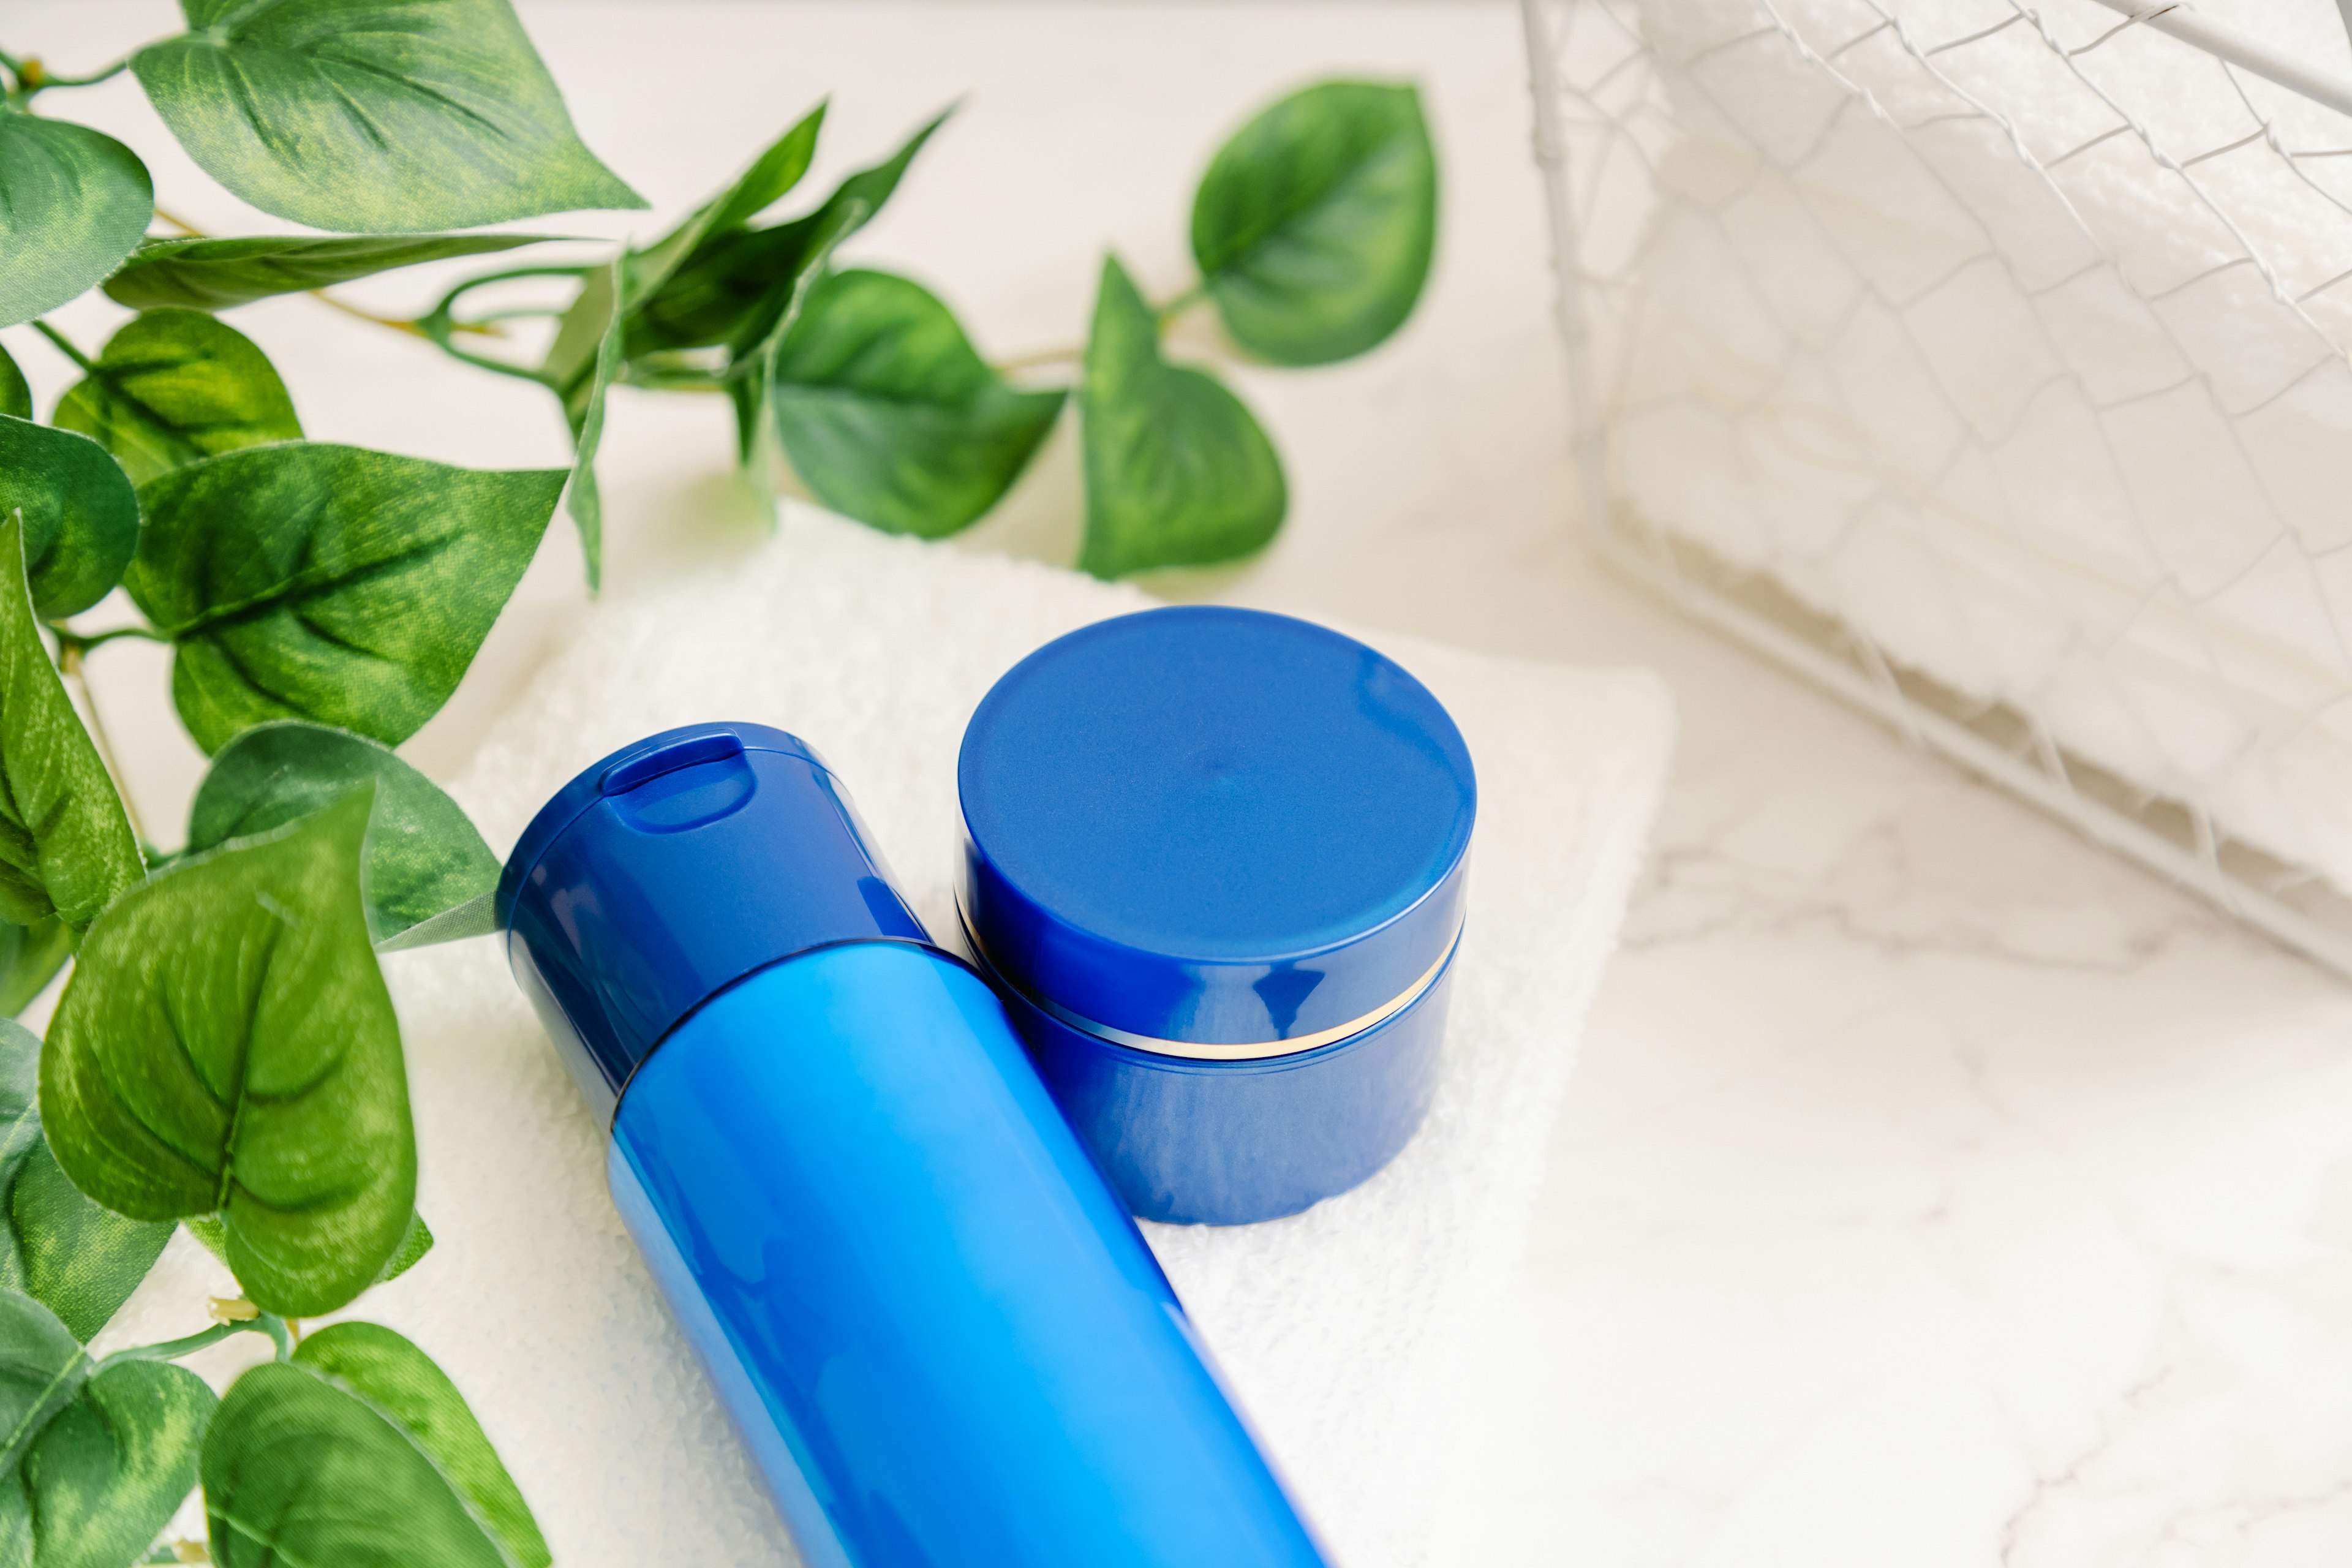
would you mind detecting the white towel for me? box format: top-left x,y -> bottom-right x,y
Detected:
101,507 -> 1672,1568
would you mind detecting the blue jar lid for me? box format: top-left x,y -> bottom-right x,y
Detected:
500,722 -> 927,1121
957,608 -> 1475,1054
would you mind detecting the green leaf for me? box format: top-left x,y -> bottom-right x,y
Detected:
186,720 -> 497,945
53,310 -> 301,489
0,418 -> 141,620
1079,255 -> 1284,578
562,260 -> 624,592
728,377 -> 766,472
625,108 -> 946,366
0,1291 -> 88,1477
19,1359 -> 213,1568
771,270 -> 1062,538
296,1324 -> 546,1567
1190,80 -> 1436,366
0,349 -> 27,424
124,444 -> 566,753
707,110 -> 828,236
42,791 -> 416,1318
6,1152 -> 172,1348
132,0 -> 644,233
722,200 -> 865,376
0,113 -> 151,329
0,922 -> 69,1020
372,1212 -> 433,1285
104,233 -> 562,313
631,105 -> 826,305
619,224 -> 812,364
538,254 -> 617,414
205,1325 -> 545,1568
0,1018 -> 170,1343
0,1024 -> 39,1193
373,894 -> 492,953
0,512 -> 144,930
534,104 -> 834,492
186,1206 -> 429,1287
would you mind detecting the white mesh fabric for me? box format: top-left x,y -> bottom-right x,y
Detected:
1526,0 -> 2352,963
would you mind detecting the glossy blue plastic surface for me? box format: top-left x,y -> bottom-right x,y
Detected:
1005,951 -> 1457,1225
959,607 -> 1474,1046
503,722 -> 924,1123
957,609 -> 1474,1223
611,944 -> 1331,1568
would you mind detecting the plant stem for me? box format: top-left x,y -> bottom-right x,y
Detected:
56,643 -> 146,844
21,52 -> 134,91
1155,281 -> 1209,323
95,1319 -> 258,1372
308,288 -> 427,338
97,1304 -> 294,1375
429,341 -> 553,385
416,264 -> 592,365
29,318 -> 95,374
995,282 -> 1208,373
992,342 -> 1082,373
52,624 -> 163,655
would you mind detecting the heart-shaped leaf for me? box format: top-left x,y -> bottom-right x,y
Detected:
0,511 -> 144,931
0,418 -> 141,620
124,443 -> 566,753
132,0 -> 644,233
1079,255 -> 1285,578
1190,80 -> 1436,366
42,790 -> 416,1317
53,309 -> 301,489
205,1324 -> 546,1568
771,269 -> 1063,537
0,922 -> 70,1020
0,349 -> 27,424
104,233 -> 561,313
187,721 -> 497,945
17,1359 -> 213,1568
0,1019 -> 171,1344
0,113 -> 151,329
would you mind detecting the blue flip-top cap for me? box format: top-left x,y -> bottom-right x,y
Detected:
500,721 -> 928,1123
958,608 -> 1476,1052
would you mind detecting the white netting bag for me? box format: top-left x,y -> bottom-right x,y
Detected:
1523,0 -> 2352,969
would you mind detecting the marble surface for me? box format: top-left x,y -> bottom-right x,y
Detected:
14,2 -> 2352,1564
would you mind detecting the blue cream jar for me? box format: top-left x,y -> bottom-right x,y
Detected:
957,606 -> 1476,1226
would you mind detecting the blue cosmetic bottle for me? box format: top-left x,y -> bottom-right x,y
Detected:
500,722 -> 1330,1568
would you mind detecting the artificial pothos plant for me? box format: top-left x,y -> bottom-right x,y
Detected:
0,1 -> 1436,1561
